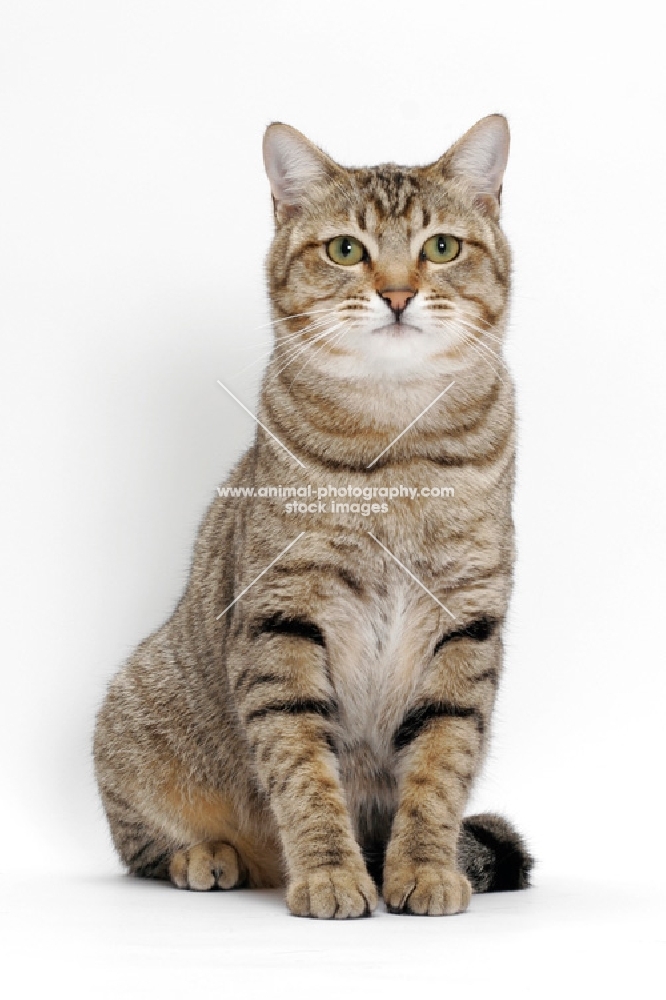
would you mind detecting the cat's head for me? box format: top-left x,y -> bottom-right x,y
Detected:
263,116 -> 510,383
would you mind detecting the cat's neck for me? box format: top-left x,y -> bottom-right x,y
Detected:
258,360 -> 514,472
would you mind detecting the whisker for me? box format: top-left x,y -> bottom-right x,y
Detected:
234,320 -> 328,356
254,306 -> 336,331
468,337 -> 508,371
456,328 -> 505,383
275,315 -> 335,340
270,321 -> 346,381
232,316 -> 336,375
251,308 -> 361,347
434,318 -> 505,383
270,332 -> 329,379
272,310 -> 361,352
233,304 -> 364,377
274,328 -> 342,382
289,320 -> 351,385
465,325 -> 505,346
455,323 -> 509,367
459,313 -> 506,344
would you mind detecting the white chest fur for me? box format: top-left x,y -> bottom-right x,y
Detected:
327,570 -> 436,762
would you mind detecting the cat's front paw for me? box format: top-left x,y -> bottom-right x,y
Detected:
169,841 -> 245,891
287,865 -> 378,919
383,863 -> 471,915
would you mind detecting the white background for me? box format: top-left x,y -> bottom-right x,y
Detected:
1,1 -> 664,996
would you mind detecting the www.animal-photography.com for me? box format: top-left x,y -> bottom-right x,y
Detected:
1,2 -> 664,998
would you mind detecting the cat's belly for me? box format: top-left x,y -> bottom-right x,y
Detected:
338,738 -> 398,870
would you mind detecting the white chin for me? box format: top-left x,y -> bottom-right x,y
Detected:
362,330 -> 439,376
371,322 -> 422,337
308,324 -> 466,380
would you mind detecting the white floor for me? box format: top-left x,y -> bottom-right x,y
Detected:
2,871 -> 663,999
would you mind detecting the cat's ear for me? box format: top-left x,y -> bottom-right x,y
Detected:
263,123 -> 338,223
436,115 -> 510,218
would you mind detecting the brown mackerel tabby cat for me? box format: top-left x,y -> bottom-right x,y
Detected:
94,114 -> 533,918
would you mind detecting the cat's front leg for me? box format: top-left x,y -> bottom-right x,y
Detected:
383,616 -> 500,915
230,619 -> 377,919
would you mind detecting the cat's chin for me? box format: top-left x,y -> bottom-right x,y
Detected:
304,346 -> 466,381
370,322 -> 423,337
326,354 -> 460,381
357,334 -> 467,379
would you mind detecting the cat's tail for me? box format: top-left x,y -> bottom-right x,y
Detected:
457,813 -> 534,892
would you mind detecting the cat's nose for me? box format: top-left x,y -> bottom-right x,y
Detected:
378,287 -> 417,318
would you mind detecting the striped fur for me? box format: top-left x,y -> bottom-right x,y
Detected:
94,116 -> 532,917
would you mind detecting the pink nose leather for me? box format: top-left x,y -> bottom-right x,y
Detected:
379,288 -> 416,313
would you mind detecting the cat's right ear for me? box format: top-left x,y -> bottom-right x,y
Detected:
263,124 -> 337,224
436,115 -> 510,220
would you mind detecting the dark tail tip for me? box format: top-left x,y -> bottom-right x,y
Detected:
458,812 -> 534,893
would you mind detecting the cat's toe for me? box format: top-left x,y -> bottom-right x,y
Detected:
383,864 -> 471,915
169,841 -> 244,891
287,865 -> 377,919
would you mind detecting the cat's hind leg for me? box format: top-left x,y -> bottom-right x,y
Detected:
169,841 -> 245,891
94,644 -> 285,891
97,785 -> 176,882
98,775 -> 284,890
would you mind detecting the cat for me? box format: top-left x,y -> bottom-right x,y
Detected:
93,114 -> 533,918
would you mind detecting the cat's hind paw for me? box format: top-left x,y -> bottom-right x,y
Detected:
287,865 -> 377,919
383,864 -> 471,916
169,841 -> 245,891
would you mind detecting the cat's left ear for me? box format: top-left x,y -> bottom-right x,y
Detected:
436,114 -> 510,219
263,123 -> 339,224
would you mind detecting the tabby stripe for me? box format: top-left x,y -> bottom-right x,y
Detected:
470,667 -> 499,686
245,698 -> 336,724
306,847 -> 347,869
240,672 -> 284,694
135,850 -> 170,877
272,561 -> 363,595
273,295 -> 327,321
128,840 -> 156,868
102,788 -> 134,812
433,381 -> 501,440
280,240 -> 324,288
462,238 -> 488,253
411,424 -> 510,468
456,290 -> 500,327
433,617 -> 497,656
274,751 -> 313,797
393,702 -> 485,752
462,238 -> 509,285
252,613 -> 325,646
232,664 -> 253,692
330,567 -> 363,592
110,816 -> 145,833
258,404 -> 371,473
433,418 -> 513,471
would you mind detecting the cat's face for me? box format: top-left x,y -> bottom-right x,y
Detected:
264,117 -> 510,382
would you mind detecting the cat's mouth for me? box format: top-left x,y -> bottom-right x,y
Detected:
371,322 -> 422,337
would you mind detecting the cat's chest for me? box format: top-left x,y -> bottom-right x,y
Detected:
327,574 -> 434,758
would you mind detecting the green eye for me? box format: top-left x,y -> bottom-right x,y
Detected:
326,235 -> 366,266
421,234 -> 461,264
